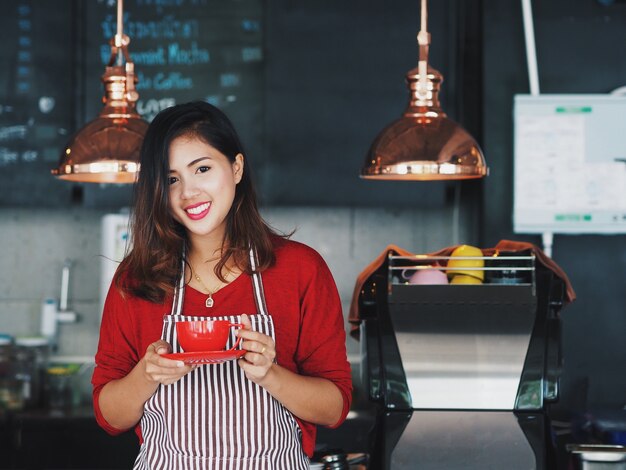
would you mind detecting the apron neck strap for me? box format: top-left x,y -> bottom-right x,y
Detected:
170,246 -> 269,316
249,248 -> 269,316
171,248 -> 186,316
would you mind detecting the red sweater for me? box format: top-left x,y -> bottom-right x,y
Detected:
92,238 -> 352,457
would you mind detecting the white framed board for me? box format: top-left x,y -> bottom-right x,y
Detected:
514,94 -> 626,234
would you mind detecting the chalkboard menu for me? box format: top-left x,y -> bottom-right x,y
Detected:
1,0 -> 264,208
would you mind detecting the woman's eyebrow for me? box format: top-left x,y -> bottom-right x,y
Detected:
187,156 -> 211,167
169,156 -> 211,173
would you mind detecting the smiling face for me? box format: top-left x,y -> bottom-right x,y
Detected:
168,135 -> 244,246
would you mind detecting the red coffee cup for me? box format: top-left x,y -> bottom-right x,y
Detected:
176,320 -> 243,352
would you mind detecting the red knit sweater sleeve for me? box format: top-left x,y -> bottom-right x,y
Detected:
92,280 -> 145,436
301,260 -> 352,427
276,240 -> 353,428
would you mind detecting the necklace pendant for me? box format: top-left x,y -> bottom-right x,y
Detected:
205,296 -> 214,308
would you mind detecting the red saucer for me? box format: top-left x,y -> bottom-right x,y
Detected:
162,349 -> 246,365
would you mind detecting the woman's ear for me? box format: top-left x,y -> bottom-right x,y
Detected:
233,153 -> 244,184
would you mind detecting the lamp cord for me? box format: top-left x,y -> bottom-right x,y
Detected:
116,0 -> 124,65
417,0 -> 430,97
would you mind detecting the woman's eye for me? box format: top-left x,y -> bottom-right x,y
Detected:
197,166 -> 210,173
168,176 -> 178,185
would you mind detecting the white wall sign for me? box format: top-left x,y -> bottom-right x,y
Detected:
514,94 -> 626,234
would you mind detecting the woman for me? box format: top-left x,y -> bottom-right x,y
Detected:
92,101 -> 352,469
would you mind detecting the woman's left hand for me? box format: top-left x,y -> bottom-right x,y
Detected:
237,314 -> 275,385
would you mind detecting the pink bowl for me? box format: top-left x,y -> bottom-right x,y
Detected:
408,268 -> 449,285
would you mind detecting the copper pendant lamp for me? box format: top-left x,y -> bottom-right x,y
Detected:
52,0 -> 148,184
361,0 -> 488,180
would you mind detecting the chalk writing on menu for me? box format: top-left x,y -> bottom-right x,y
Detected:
0,2 -> 34,168
87,0 -> 264,122
0,1 -> 74,206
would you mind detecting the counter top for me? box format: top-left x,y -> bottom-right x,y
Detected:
1,404 -> 376,469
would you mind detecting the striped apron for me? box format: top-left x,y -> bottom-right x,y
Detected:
133,249 -> 309,469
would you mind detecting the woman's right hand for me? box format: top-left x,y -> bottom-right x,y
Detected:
142,340 -> 196,385
98,340 -> 195,430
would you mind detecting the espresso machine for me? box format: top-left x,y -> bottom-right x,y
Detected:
355,246 -> 569,469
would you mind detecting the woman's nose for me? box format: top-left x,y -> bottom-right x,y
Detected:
179,180 -> 200,199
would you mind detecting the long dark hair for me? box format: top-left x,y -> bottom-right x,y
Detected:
116,101 -> 279,303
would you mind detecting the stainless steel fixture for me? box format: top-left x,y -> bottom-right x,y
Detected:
567,444 -> 626,470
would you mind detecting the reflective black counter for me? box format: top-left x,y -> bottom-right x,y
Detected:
0,407 -> 139,469
0,404 -> 376,469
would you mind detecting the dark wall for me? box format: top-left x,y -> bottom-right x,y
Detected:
483,0 -> 626,410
